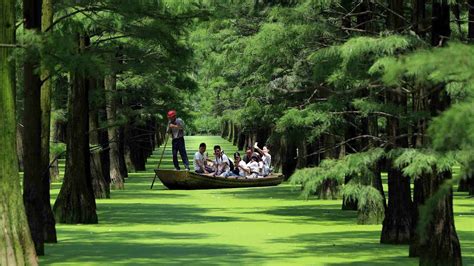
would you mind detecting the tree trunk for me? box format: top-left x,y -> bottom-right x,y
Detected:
233,124 -> 239,145
409,172 -> 430,257
89,78 -> 110,199
16,124 -> 24,171
90,150 -> 110,198
53,35 -> 98,224
468,175 -> 474,196
318,134 -> 339,199
49,118 -> 63,181
458,177 -> 469,192
40,0 -> 57,244
0,0 -> 38,260
419,171 -> 462,266
105,75 -> 125,189
118,126 -> 129,178
98,102 -> 111,186
431,0 -> 450,46
237,131 -> 245,150
412,0 -> 426,35
381,90 -> 413,244
22,0 -> 45,255
388,0 -> 404,31
380,166 -> 413,244
126,124 -> 147,171
469,0 -> 474,42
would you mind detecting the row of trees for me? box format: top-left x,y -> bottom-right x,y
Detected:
1,0 -> 201,263
191,0 -> 472,265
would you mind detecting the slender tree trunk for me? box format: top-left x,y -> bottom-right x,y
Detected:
126,124 -> 146,171
469,0 -> 474,42
318,134 -> 339,199
118,126 -> 129,178
105,75 -> 125,189
0,0 -> 38,262
40,0 -> 57,244
97,80 -> 111,186
89,78 -> 110,199
16,124 -> 24,171
49,118 -> 62,181
412,0 -> 426,35
381,90 -> 413,244
381,166 -> 413,244
431,0 -> 450,46
22,0 -> 45,255
53,35 -> 98,224
457,176 -> 469,192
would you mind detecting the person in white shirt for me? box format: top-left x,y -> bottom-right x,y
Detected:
213,145 -> 230,177
194,143 -> 213,174
229,152 -> 250,177
246,154 -> 262,178
254,142 -> 272,176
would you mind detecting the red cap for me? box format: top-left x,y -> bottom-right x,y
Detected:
167,110 -> 177,118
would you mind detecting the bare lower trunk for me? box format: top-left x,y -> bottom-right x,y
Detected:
16,125 -> 24,171
419,171 -> 462,266
105,75 -> 125,189
380,166 -> 413,244
90,150 -> 110,198
89,78 -> 110,199
410,173 -> 430,257
40,0 -> 57,244
53,36 -> 98,224
318,178 -> 339,199
22,0 -> 45,253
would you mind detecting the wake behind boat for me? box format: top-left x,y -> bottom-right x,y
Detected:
154,169 -> 284,190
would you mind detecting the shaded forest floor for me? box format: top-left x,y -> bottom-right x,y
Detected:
41,136 -> 474,265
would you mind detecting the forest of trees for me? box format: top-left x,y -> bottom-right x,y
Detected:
192,0 -> 473,265
0,0 -> 472,265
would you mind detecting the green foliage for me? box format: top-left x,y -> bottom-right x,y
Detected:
50,142 -> 67,157
394,149 -> 457,179
342,183 -> 385,224
290,148 -> 385,199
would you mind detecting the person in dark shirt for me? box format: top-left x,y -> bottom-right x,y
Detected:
167,110 -> 189,171
242,146 -> 253,164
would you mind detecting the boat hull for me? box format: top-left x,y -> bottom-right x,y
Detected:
154,169 -> 284,190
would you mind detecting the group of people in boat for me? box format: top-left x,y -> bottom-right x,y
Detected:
193,143 -> 272,178
167,109 -> 272,178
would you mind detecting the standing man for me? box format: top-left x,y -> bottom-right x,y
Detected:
167,110 -> 190,171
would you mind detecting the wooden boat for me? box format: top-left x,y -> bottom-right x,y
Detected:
154,169 -> 284,190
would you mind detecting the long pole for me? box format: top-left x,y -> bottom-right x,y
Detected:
150,133 -> 170,189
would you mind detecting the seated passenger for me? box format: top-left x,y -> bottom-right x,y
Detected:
254,142 -> 272,176
246,154 -> 262,178
231,152 -> 250,177
242,146 -> 253,164
194,143 -> 214,174
213,145 -> 231,177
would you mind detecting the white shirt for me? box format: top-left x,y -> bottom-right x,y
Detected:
193,152 -> 207,171
237,160 -> 249,176
214,154 -> 230,174
247,161 -> 260,174
258,161 -> 264,175
262,154 -> 271,167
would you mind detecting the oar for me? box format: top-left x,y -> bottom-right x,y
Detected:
150,133 -> 170,189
